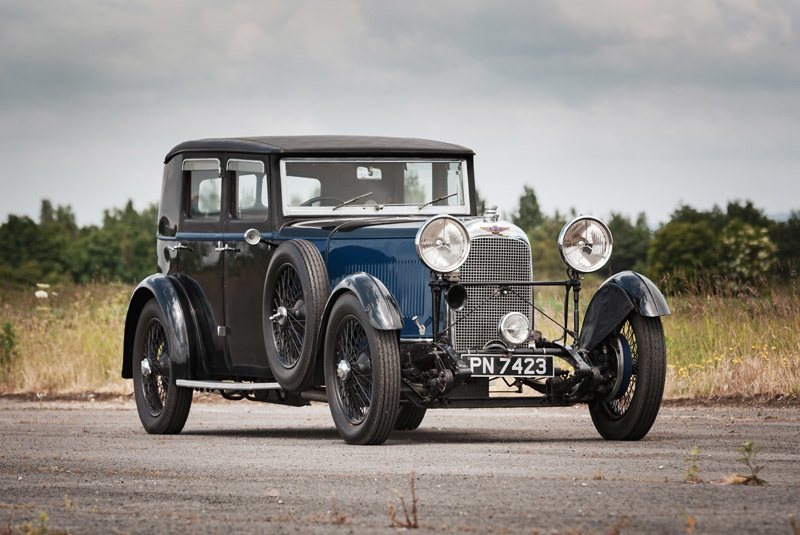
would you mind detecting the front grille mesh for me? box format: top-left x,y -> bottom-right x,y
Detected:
452,237 -> 533,351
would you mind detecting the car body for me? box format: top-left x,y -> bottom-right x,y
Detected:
122,135 -> 670,444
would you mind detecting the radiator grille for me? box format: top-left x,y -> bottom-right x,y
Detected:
452,237 -> 533,351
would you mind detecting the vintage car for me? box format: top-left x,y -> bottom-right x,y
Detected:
122,136 -> 670,445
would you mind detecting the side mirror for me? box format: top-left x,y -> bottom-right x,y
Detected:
244,228 -> 262,246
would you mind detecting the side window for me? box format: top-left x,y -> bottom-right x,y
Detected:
228,160 -> 268,219
183,159 -> 221,218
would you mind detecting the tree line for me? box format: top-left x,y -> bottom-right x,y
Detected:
1,194 -> 798,288
0,200 -> 157,285
505,186 -> 800,286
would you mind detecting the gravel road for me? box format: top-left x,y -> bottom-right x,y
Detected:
1,398 -> 798,534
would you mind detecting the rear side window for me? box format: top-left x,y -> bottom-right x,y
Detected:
228,159 -> 268,219
183,159 -> 221,218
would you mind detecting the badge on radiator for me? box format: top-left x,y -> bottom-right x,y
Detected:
480,225 -> 510,235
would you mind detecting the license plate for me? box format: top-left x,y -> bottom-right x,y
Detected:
466,354 -> 553,378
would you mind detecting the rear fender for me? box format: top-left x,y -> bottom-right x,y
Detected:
579,271 -> 670,352
312,272 -> 403,385
121,274 -> 192,381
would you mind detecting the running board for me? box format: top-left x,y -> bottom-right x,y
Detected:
175,380 -> 282,391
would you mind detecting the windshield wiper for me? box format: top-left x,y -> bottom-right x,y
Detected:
418,192 -> 457,209
333,191 -> 373,210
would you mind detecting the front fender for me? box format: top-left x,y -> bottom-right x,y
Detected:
311,272 -> 403,386
579,271 -> 670,352
121,274 -> 192,380
323,272 -> 404,331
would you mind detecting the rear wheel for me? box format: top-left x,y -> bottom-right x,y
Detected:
394,404 -> 427,431
324,293 -> 400,445
132,299 -> 192,434
589,313 -> 666,440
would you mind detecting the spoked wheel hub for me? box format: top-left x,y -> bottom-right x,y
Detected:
270,264 -> 307,368
337,359 -> 351,381
333,317 -> 373,425
140,318 -> 170,418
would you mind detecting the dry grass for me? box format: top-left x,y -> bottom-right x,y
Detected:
662,283 -> 800,398
0,282 -> 131,394
1,279 -> 798,399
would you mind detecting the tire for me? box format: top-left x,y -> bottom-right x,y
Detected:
394,404 -> 427,431
132,299 -> 193,434
263,240 -> 330,392
589,313 -> 666,440
324,293 -> 400,445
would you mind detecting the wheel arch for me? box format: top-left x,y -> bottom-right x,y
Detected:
122,274 -> 193,381
579,271 -> 670,352
312,272 -> 403,385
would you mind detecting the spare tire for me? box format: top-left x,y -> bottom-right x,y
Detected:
263,240 -> 330,391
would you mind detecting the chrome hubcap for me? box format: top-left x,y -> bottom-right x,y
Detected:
269,306 -> 288,326
337,359 -> 351,381
140,358 -> 152,377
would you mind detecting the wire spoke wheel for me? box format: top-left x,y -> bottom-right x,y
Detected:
262,240 -> 330,392
324,293 -> 400,445
141,318 -> 169,417
132,299 -> 192,435
271,264 -> 306,368
605,320 -> 637,417
333,316 -> 373,424
589,313 -> 666,441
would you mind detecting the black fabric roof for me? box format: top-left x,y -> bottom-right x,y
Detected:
164,135 -> 474,162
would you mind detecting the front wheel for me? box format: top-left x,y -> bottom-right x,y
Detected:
132,299 -> 193,434
394,404 -> 427,431
324,293 -> 400,445
589,313 -> 666,440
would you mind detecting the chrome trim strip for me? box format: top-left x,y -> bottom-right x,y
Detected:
400,337 -> 435,343
182,158 -> 221,173
226,158 -> 265,173
176,380 -> 281,390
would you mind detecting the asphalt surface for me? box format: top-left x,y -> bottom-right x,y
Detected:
1,398 -> 799,534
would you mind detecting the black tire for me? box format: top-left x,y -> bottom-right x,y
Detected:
263,240 -> 330,392
589,313 -> 666,440
324,293 -> 400,445
132,299 -> 193,434
394,404 -> 427,431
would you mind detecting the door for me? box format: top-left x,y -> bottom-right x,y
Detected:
177,157 -> 230,376
222,157 -> 274,375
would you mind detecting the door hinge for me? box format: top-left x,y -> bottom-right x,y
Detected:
216,326 -> 229,336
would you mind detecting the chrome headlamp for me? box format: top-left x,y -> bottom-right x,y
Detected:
415,215 -> 470,273
558,215 -> 613,273
498,312 -> 530,347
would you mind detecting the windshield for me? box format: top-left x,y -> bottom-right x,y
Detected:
281,159 -> 470,215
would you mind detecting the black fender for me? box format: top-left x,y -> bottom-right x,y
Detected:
312,272 -> 403,385
121,274 -> 192,381
579,271 -> 670,352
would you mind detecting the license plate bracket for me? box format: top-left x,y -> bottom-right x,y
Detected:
465,354 -> 554,378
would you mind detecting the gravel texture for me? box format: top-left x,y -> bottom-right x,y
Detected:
1,398 -> 799,534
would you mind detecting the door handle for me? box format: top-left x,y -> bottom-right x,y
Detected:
168,243 -> 192,252
214,242 -> 240,253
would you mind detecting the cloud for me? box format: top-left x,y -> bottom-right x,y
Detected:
0,0 -> 798,225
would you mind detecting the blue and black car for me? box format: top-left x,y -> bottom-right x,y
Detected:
122,136 -> 670,445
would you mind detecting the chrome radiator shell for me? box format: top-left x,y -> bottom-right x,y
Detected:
451,221 -> 533,352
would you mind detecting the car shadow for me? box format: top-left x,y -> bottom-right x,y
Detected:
180,426 -> 611,444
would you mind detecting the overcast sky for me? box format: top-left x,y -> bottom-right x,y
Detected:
1,0 -> 798,227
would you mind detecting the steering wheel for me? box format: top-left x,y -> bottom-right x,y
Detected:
300,196 -> 343,207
